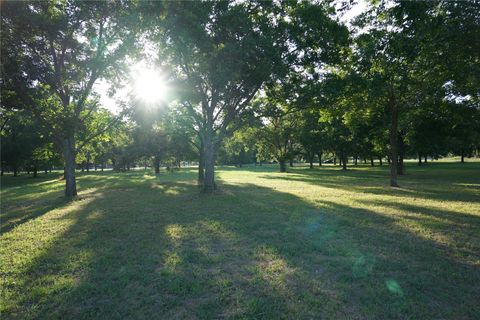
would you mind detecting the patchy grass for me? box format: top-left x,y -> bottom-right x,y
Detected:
1,162 -> 479,319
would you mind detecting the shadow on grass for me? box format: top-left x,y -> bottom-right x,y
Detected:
2,170 -> 479,319
258,162 -> 480,204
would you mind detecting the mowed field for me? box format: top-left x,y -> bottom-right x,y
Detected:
1,162 -> 479,319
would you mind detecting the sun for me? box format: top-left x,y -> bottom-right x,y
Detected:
132,64 -> 169,104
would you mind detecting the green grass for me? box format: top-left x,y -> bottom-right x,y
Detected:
1,162 -> 479,319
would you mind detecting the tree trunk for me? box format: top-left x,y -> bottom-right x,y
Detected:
289,157 -> 294,167
341,152 -> 347,171
370,157 -> 375,167
424,155 -> 428,163
418,153 -> 422,166
363,158 -> 367,164
354,156 -> 358,165
144,159 -> 147,170
279,160 -> 287,172
461,149 -> 465,163
33,164 -> 38,178
13,166 -> 18,177
94,163 -> 97,171
63,137 -> 77,197
317,152 -> 322,166
154,156 -> 160,174
1,167 -> 3,176
379,157 -> 383,166
309,154 -> 314,169
86,153 -> 90,172
198,142 -> 205,185
101,162 -> 104,172
389,96 -> 399,187
334,156 -> 337,165
203,134 -> 216,192
398,154 -> 404,175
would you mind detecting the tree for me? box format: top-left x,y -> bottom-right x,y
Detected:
1,1 -> 139,197
151,1 -> 348,192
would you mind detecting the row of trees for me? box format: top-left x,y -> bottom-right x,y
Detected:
2,0 -> 479,196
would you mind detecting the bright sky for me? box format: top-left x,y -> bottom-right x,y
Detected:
94,0 -> 368,114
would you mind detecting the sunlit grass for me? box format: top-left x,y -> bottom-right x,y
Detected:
1,162 -> 479,319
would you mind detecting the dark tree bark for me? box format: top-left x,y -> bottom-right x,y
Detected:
341,151 -> 347,171
418,153 -> 422,166
370,157 -> 375,167
13,166 -> 18,177
101,162 -> 104,172
389,94 -> 399,187
398,154 -> 404,175
363,158 -> 367,164
33,164 -> 38,178
81,161 -> 85,172
334,156 -> 337,165
154,156 -> 160,174
461,149 -> 465,163
198,141 -> 205,185
289,157 -> 294,167
144,159 -> 147,170
279,160 -> 287,172
379,157 -> 383,166
309,154 -> 314,169
424,155 -> 428,163
63,137 -> 77,197
86,153 -> 90,172
317,152 -> 322,166
354,156 -> 358,165
203,134 -> 216,192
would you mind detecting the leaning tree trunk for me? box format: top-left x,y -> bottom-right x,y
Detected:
203,134 -> 216,193
389,96 -> 399,187
63,136 -> 77,197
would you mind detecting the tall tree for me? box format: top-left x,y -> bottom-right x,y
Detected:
1,1 -> 139,197
151,1 -> 348,192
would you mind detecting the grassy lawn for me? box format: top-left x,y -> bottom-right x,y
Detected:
1,162 -> 479,319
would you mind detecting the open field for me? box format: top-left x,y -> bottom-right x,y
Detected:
1,162 -> 479,319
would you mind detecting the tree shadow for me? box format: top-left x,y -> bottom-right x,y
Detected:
258,163 -> 480,204
2,171 -> 479,319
